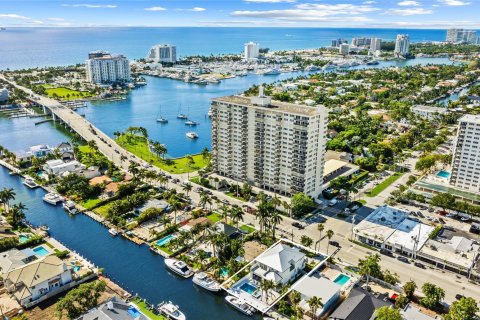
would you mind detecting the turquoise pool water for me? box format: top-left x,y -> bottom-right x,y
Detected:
19,235 -> 30,243
33,246 -> 49,257
73,266 -> 81,272
333,274 -> 350,285
220,267 -> 229,277
240,282 -> 257,295
156,234 -> 175,247
437,170 -> 451,178
128,307 -> 141,318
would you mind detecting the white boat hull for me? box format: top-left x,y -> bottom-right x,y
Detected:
192,273 -> 222,292
165,259 -> 193,278
225,296 -> 255,316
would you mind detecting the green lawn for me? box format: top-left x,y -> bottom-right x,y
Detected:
43,85 -> 92,100
225,192 -> 247,202
366,172 -> 404,197
240,224 -> 256,233
116,135 -> 208,174
80,198 -> 103,210
131,298 -> 167,320
207,212 -> 222,223
93,203 -> 112,217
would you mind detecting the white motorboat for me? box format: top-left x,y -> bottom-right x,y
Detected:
263,68 -> 280,75
158,301 -> 186,320
43,193 -> 64,205
305,65 -> 320,72
63,200 -> 78,215
157,117 -> 168,123
108,228 -> 118,236
164,258 -> 193,278
186,132 -> 198,139
23,177 -> 39,189
177,114 -> 188,119
184,120 -> 198,126
225,296 -> 255,316
192,272 -> 221,292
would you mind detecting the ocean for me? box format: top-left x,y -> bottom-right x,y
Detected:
0,27 -> 448,70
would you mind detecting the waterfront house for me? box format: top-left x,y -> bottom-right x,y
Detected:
14,144 -> 53,162
329,287 -> 392,320
0,249 -> 37,273
214,222 -> 243,239
250,243 -> 305,286
2,255 -> 73,307
134,199 -> 169,216
56,142 -> 73,154
295,273 -> 342,318
75,296 -> 150,320
43,159 -> 83,176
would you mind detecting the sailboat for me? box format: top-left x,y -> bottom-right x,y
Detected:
177,105 -> 188,119
157,105 -> 168,123
184,105 -> 198,125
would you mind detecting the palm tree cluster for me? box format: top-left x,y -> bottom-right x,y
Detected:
0,188 -> 26,227
255,197 -> 283,240
205,227 -> 245,278
0,145 -> 17,164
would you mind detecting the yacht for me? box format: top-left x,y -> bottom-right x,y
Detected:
305,65 -> 320,72
43,193 -> 64,205
63,200 -> 78,215
186,132 -> 198,139
192,272 -> 222,292
158,301 -> 186,320
23,176 -> 39,189
263,68 -> 280,75
366,60 -> 380,65
164,258 -> 193,278
225,296 -> 255,316
184,120 -> 198,126
108,228 -> 118,236
237,71 -> 248,77
177,114 -> 188,119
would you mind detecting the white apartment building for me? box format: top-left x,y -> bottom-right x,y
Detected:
446,29 -> 478,44
244,42 -> 260,61
450,114 -> 480,192
412,105 -> 448,120
369,38 -> 382,54
339,43 -> 350,56
0,88 -> 8,102
211,89 -> 328,200
394,34 -> 410,57
85,51 -> 131,84
351,37 -> 371,47
331,38 -> 348,48
146,44 -> 177,63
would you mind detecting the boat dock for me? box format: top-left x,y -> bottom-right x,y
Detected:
0,159 -> 21,174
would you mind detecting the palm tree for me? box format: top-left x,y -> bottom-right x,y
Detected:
0,188 -> 16,213
9,203 -> 26,227
282,200 -> 291,217
271,194 -> 281,208
316,223 -> 325,251
128,162 -> 140,179
269,210 -> 283,239
326,229 -> 334,254
182,183 -> 193,196
256,200 -> 274,234
259,279 -> 275,303
295,306 -> 304,320
160,215 -> 172,229
168,196 -> 182,225
229,206 -> 244,229
218,204 -> 230,223
199,193 -> 212,210
289,290 -> 301,308
307,296 -> 323,320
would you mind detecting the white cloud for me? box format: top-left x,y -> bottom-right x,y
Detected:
176,7 -> 206,12
144,6 -> 167,11
0,13 -> 30,19
397,1 -> 421,6
244,0 -> 296,2
47,17 -> 67,21
62,4 -> 117,8
438,0 -> 470,5
363,1 -> 376,4
385,7 -> 432,15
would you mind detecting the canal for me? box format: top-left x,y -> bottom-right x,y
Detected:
0,166 -> 256,319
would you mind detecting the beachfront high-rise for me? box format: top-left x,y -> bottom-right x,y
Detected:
446,29 -> 478,44
450,114 -> 480,192
85,51 -> 131,84
146,44 -> 177,63
244,42 -> 260,61
394,34 -> 410,57
210,89 -> 328,200
369,38 -> 382,54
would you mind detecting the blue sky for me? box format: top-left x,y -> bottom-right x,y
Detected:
0,0 -> 479,28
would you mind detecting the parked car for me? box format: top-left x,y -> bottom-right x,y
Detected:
329,199 -> 338,206
397,256 -> 409,263
414,262 -> 425,269
292,222 -> 304,229
417,211 -> 425,218
380,249 -> 393,256
455,294 -> 464,300
428,207 -> 435,212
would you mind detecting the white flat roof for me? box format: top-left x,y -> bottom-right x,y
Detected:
386,219 -> 433,251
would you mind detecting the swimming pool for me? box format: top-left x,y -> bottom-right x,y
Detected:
220,267 -> 229,277
33,246 -> 50,257
127,307 -> 141,318
240,282 -> 257,295
19,235 -> 30,243
73,266 -> 81,272
156,234 -> 175,247
333,274 -> 350,285
437,170 -> 451,179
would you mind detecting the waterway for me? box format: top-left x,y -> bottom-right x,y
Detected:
0,165 -> 256,319
0,57 -> 457,157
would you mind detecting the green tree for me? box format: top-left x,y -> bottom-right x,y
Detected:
291,193 -> 315,217
358,253 -> 382,288
55,280 -> 106,319
182,183 -> 193,196
229,206 -> 244,229
430,193 -> 456,212
421,282 -> 445,310
444,297 -> 479,320
301,235 -> 313,248
0,187 -> 16,213
375,306 -> 402,320
326,229 -> 334,254
316,223 -> 324,251
307,296 -> 323,320
403,280 -> 417,299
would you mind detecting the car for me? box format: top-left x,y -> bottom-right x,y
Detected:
350,205 -> 359,212
115,150 -> 120,154
316,216 -> 327,223
194,187 -> 202,192
455,294 -> 464,300
397,256 -> 409,263
292,222 -> 304,229
380,249 -> 393,256
329,199 -> 338,206
461,217 -> 471,222
439,218 -> 446,224
414,262 -> 425,269
410,211 -> 418,217
417,212 -> 425,218
329,241 -> 340,247
428,207 -> 435,212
